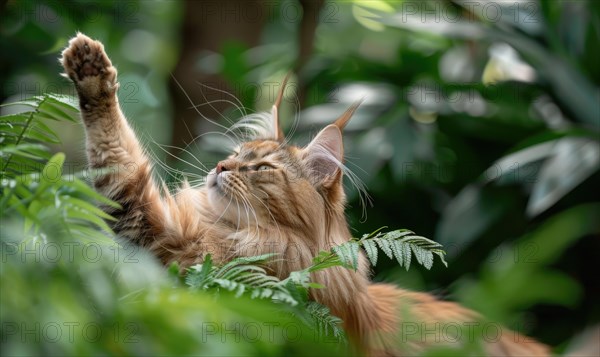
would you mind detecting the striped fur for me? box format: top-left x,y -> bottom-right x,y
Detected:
61,33 -> 550,356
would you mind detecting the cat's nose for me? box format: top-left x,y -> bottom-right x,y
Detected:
216,160 -> 233,175
216,162 -> 227,175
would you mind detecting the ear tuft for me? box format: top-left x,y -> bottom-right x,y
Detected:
303,124 -> 344,185
333,99 -> 364,130
271,73 -> 291,141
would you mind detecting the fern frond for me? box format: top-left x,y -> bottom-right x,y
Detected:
310,229 -> 450,271
332,241 -> 360,271
373,236 -> 394,260
303,302 -> 346,342
1,94 -> 119,247
185,254 -> 346,341
358,230 -> 448,270
1,94 -> 78,178
361,239 -> 378,266
185,255 -> 215,289
186,254 -> 301,305
182,228 -> 445,344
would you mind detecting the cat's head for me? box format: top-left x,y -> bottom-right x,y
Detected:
206,84 -> 362,233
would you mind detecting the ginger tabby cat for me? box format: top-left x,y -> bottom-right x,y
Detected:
60,33 -> 549,356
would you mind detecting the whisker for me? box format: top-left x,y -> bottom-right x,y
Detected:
179,116 -> 208,163
196,83 -> 241,135
241,193 -> 261,245
152,142 -> 210,176
190,99 -> 252,119
171,74 -> 243,144
248,190 -> 282,241
196,81 -> 249,118
234,195 -> 242,232
210,192 -> 234,229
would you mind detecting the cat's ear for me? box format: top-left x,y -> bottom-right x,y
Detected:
302,101 -> 362,186
303,124 -> 344,186
271,73 -> 291,142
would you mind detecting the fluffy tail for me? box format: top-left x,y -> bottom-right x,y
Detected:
364,283 -> 551,356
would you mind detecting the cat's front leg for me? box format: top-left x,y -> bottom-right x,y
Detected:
60,33 -> 216,267
60,33 -> 164,247
60,33 -> 140,170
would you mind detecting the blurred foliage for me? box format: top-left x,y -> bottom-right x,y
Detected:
1,0 -> 600,355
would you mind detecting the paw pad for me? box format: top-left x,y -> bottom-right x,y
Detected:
60,33 -> 118,98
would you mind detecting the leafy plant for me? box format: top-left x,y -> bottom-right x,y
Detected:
1,95 -> 118,247
184,254 -> 302,304
355,228 -> 447,270
182,253 -> 347,341
181,227 -> 449,342
1,94 -> 78,177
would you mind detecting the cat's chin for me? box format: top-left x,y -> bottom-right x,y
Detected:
207,190 -> 255,229
207,184 -> 264,229
207,183 -> 228,208
207,182 -> 239,221
206,171 -> 231,199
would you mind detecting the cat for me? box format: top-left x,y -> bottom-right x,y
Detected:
60,33 -> 550,356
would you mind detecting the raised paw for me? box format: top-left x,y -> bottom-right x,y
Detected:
60,33 -> 118,102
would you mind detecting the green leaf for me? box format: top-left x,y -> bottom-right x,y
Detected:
65,207 -> 113,233
362,239 -> 378,266
45,94 -> 79,112
308,251 -> 342,272
374,237 -> 394,259
63,179 -> 121,208
69,225 -> 114,245
40,102 -> 76,122
527,138 -> 599,216
304,301 -> 346,341
402,241 -> 412,270
186,255 -> 214,289
39,152 -> 65,190
435,185 -> 519,252
60,196 -> 116,221
382,229 -> 413,240
332,241 -> 359,270
390,240 -> 404,267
